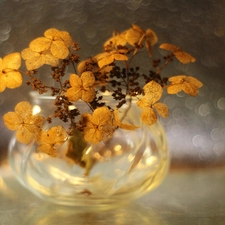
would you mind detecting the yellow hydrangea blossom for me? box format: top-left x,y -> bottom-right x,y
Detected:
3,101 -> 45,144
36,126 -> 68,157
167,75 -> 203,96
125,24 -> 158,56
0,25 -> 203,176
82,107 -> 114,143
159,43 -> 196,64
103,31 -> 127,50
94,50 -> 128,69
0,52 -> 22,92
137,81 -> 169,126
29,28 -> 73,59
104,24 -> 158,56
21,48 -> 59,71
66,72 -> 96,102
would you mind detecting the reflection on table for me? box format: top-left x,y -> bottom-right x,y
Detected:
0,163 -> 225,225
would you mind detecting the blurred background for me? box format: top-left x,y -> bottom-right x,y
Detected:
0,0 -> 225,167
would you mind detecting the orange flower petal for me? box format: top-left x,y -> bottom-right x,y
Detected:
51,41 -> 69,59
29,37 -> 51,52
141,108 -> 157,126
66,87 -> 82,102
37,143 -> 58,157
143,81 -> 163,102
81,71 -> 95,87
2,52 -> 21,70
153,102 -> 169,118
16,127 -> 35,144
3,112 -> 22,130
81,88 -> 96,102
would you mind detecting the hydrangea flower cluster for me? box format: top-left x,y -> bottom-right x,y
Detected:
0,25 -> 202,172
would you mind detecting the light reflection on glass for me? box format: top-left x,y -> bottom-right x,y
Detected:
32,105 -> 41,115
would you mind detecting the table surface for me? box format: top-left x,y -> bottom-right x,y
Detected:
0,164 -> 225,225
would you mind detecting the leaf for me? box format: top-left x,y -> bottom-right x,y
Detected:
159,43 -> 196,64
81,147 -> 95,176
66,128 -> 88,166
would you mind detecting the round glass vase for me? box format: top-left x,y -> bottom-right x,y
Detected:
8,92 -> 170,209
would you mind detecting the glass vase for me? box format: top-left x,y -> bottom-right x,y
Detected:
8,92 -> 170,209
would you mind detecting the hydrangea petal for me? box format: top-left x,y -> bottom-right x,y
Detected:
153,102 -> 169,118
44,28 -> 60,39
51,41 -> 69,59
143,81 -> 162,102
2,52 -> 21,70
4,71 -> 22,89
30,37 -> 51,52
66,87 -> 82,102
3,112 -> 22,130
16,126 -> 34,144
81,71 -> 95,87
141,108 -> 157,126
82,88 -> 96,102
37,143 -> 58,157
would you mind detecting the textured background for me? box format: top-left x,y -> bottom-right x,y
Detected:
0,0 -> 225,166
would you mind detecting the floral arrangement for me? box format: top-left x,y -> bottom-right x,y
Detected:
0,24 -> 202,175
